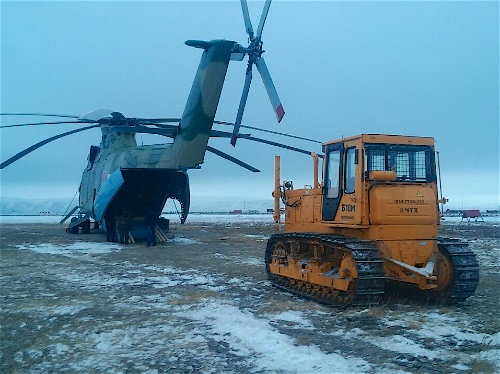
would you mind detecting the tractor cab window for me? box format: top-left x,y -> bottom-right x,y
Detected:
345,148 -> 356,193
326,149 -> 341,198
365,144 -> 435,182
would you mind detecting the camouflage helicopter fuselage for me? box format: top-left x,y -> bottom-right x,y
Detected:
79,40 -> 235,229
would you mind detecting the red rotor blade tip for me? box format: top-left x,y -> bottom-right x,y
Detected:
276,104 -> 285,122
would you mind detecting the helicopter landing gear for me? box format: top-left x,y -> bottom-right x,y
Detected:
81,219 -> 91,234
67,216 -> 92,234
68,217 -> 79,234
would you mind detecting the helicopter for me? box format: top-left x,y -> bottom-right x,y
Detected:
0,0 -> 320,238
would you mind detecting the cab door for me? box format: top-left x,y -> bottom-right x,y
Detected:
322,143 -> 343,221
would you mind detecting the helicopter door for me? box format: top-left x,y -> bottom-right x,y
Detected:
322,144 -> 343,221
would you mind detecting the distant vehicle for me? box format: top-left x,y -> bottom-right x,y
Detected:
461,210 -> 483,222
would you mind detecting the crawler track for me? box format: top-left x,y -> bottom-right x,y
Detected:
435,237 -> 479,303
266,234 -> 479,306
265,233 -> 386,306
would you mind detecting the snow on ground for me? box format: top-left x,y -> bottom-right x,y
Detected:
0,215 -> 64,224
16,241 -> 122,256
6,242 -> 373,372
2,222 -> 499,373
468,239 -> 500,274
0,213 -> 278,225
441,216 -> 500,225
168,235 -> 202,245
2,213 -> 499,226
181,300 -> 371,373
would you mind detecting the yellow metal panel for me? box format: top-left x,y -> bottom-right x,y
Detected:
369,185 -> 438,225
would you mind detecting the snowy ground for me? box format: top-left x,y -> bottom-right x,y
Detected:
1,221 -> 499,373
1,213 -> 499,225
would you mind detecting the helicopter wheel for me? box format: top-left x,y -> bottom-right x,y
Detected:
82,219 -> 91,234
69,217 -> 79,234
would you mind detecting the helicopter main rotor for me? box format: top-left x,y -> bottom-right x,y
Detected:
0,110 -> 320,171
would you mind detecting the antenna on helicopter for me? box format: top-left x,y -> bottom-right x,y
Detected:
230,0 -> 284,147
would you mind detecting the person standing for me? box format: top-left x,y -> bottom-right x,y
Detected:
104,211 -> 117,242
117,207 -> 132,244
145,209 -> 158,247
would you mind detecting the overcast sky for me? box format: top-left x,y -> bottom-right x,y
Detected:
1,1 -> 498,209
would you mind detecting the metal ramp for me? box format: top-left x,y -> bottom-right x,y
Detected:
60,206 -> 79,224
67,213 -> 91,228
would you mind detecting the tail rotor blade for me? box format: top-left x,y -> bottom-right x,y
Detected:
255,56 -> 284,122
231,66 -> 253,146
240,0 -> 254,39
256,0 -> 272,39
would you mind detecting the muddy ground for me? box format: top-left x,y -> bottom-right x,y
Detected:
1,220 -> 499,373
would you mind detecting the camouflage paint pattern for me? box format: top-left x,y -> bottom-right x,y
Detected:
78,40 -> 236,226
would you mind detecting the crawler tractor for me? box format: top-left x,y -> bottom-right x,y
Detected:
267,134 -> 479,305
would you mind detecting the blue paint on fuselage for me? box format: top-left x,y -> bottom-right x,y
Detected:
93,168 -> 124,223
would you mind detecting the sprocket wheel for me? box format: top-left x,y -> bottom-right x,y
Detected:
433,246 -> 455,301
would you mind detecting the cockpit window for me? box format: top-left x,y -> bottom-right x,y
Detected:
365,144 -> 435,182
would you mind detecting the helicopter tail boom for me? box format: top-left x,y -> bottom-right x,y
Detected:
171,39 -> 235,169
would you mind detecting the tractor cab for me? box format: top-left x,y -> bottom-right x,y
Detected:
275,134 -> 441,237
322,134 -> 439,226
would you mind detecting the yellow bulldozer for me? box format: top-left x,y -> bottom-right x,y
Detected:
267,134 -> 479,305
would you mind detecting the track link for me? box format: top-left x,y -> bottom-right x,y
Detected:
437,237 -> 479,303
265,233 -> 385,306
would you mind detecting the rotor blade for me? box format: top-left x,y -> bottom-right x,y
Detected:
206,146 -> 260,172
0,112 -> 81,119
110,125 -> 177,137
143,123 -> 180,130
133,118 -> 181,124
214,120 -> 321,144
210,129 -> 251,139
256,0 -> 272,39
231,65 -> 253,147
255,57 -> 284,122
0,124 -> 100,169
240,0 -> 254,39
245,135 -> 314,156
79,109 -> 114,122
0,120 -> 89,129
